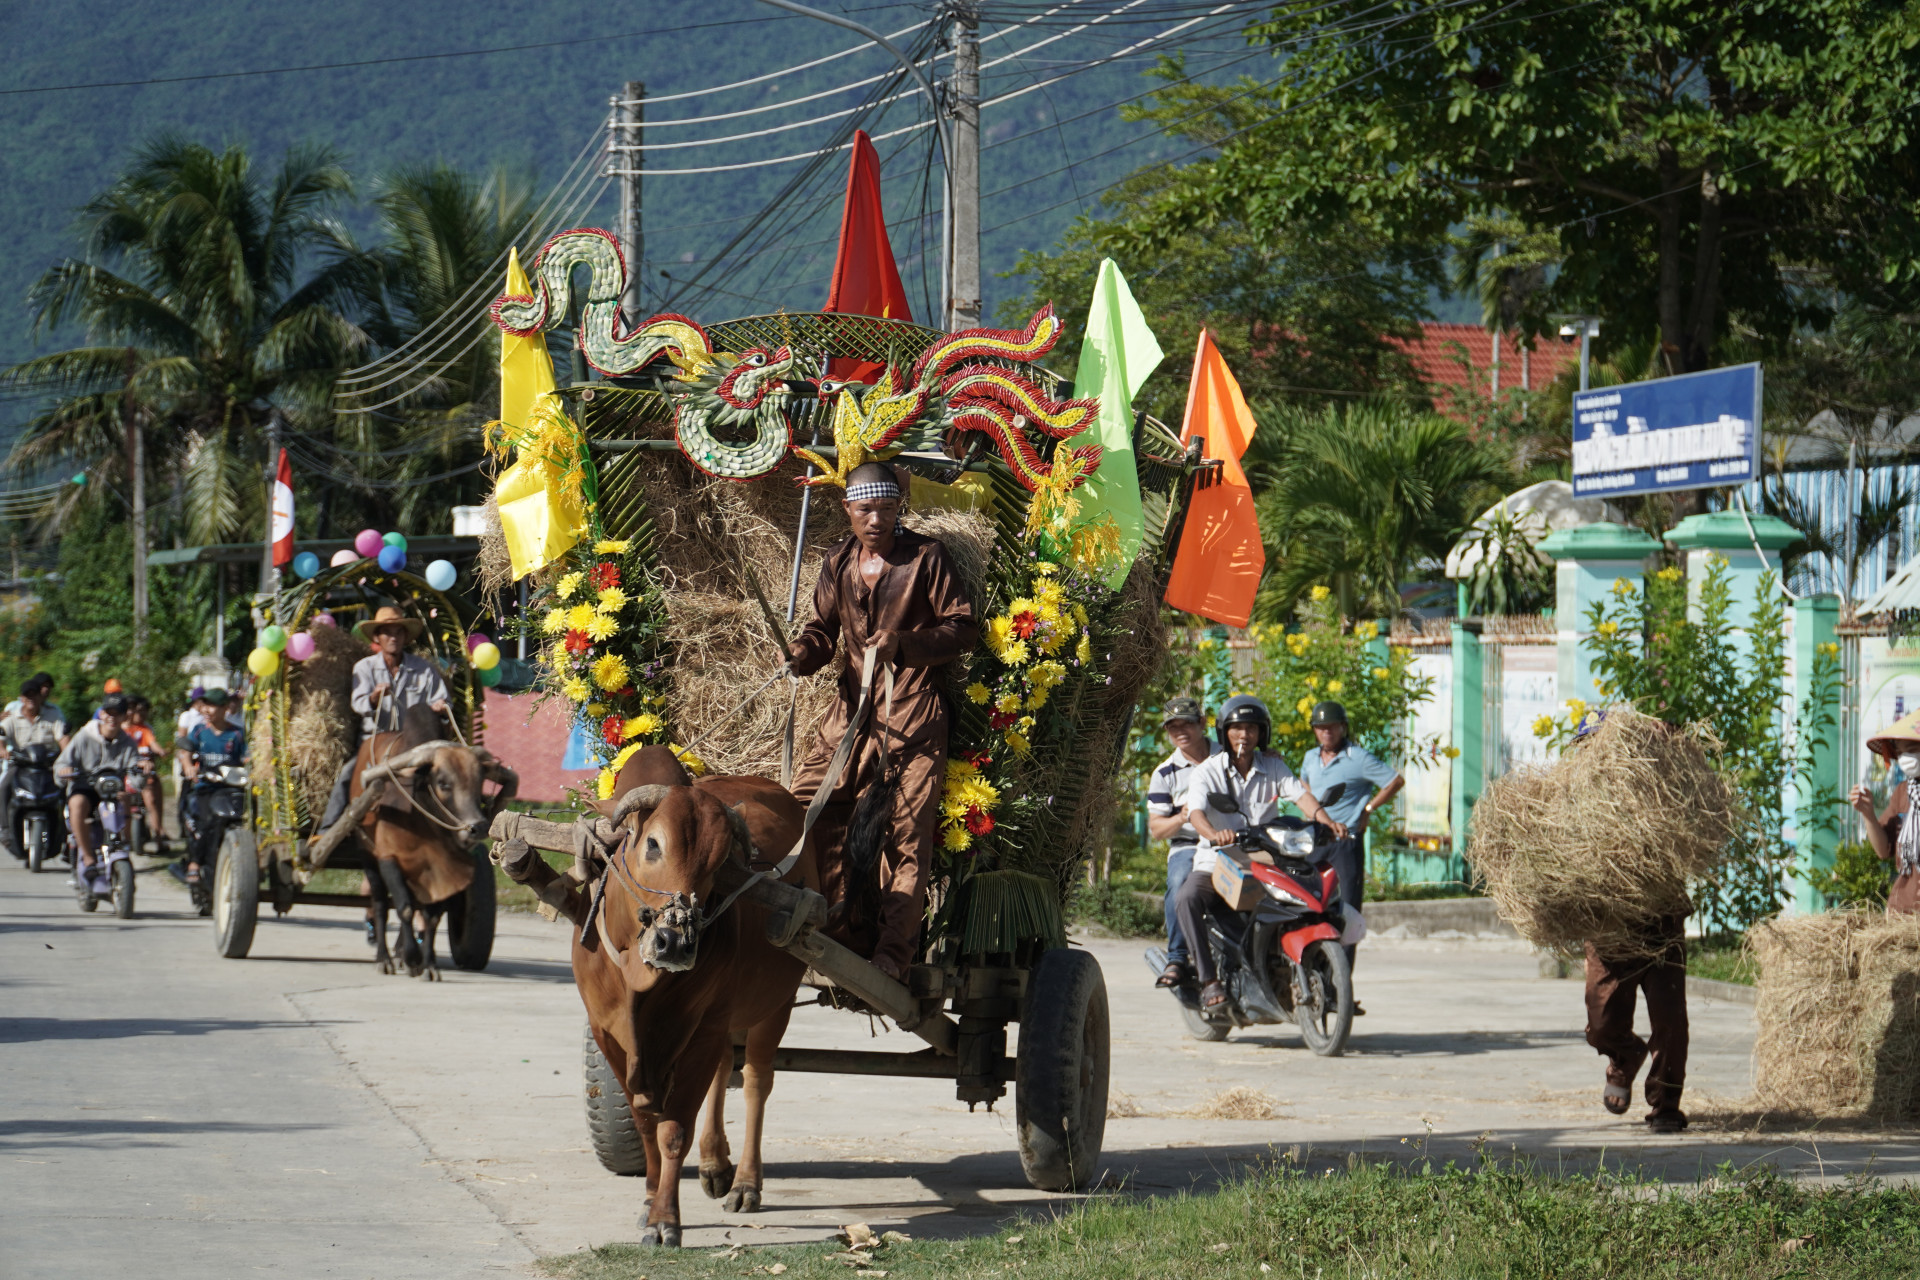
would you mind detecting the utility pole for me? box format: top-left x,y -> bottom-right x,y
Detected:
260,409 -> 283,596
123,349 -> 148,651
615,81 -> 646,324
948,3 -> 981,330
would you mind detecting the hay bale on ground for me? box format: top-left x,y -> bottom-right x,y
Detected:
1752,911 -> 1920,1120
1467,708 -> 1736,959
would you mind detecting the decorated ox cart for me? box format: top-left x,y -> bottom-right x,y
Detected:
482,229 -> 1211,1198
211,562 -> 513,971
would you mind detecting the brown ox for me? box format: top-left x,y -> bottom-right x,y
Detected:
351,704 -> 514,979
498,745 -> 814,1246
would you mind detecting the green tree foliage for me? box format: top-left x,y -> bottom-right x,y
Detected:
1118,0 -> 1920,374
1246,399 -> 1507,620
998,166 -> 1435,424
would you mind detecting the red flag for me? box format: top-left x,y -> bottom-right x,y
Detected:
1164,330 -> 1264,627
823,130 -> 912,382
270,448 -> 295,568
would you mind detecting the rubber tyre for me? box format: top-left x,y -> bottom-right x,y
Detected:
25,814 -> 46,873
1015,948 -> 1110,1193
1294,940 -> 1354,1058
213,827 -> 259,959
111,859 -> 135,918
583,1024 -> 647,1176
447,848 -> 496,972
1180,1003 -> 1230,1042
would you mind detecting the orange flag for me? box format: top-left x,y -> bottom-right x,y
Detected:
1164,330 -> 1265,627
823,130 -> 912,383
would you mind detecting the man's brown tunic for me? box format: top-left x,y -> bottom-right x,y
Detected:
789,527 -> 977,974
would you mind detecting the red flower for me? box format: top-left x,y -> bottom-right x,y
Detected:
619,685 -> 636,697
989,710 -> 1017,731
592,562 -> 621,591
1010,611 -> 1039,639
965,807 -> 995,836
602,715 -> 624,746
565,629 -> 592,655
965,749 -> 993,769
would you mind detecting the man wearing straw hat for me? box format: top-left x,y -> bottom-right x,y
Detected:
317,605 -> 450,832
1850,710 -> 1920,914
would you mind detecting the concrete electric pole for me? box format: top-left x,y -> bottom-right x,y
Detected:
615,81 -> 646,324
947,3 -> 981,330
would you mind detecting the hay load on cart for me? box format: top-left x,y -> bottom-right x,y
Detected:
482,228 -> 1214,1192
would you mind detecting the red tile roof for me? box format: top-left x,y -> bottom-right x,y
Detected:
1390,323 -> 1583,400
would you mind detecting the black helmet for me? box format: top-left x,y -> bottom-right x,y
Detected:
1309,700 -> 1348,729
1216,694 -> 1271,750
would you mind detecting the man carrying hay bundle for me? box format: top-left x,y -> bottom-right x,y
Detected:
782,461 -> 977,981
1849,710 -> 1920,914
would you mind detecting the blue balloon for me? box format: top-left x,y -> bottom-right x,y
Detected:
377,545 -> 407,574
424,559 -> 457,592
292,551 -> 321,580
382,531 -> 409,552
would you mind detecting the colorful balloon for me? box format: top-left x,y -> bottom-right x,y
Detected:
466,633 -> 491,653
424,559 -> 457,591
246,647 -> 280,677
286,631 -> 315,661
292,551 -> 321,579
353,528 -> 383,558
470,642 -> 501,671
376,545 -> 407,573
330,548 -> 357,567
477,662 -> 504,688
258,625 -> 288,653
312,611 -> 336,628
382,531 -> 409,552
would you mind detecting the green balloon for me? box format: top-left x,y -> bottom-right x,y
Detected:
382,531 -> 409,552
259,624 -> 288,653
477,662 -> 504,688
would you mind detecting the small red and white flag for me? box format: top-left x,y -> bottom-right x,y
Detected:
270,448 -> 295,568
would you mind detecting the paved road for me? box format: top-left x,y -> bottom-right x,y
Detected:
5,859 -> 1919,1279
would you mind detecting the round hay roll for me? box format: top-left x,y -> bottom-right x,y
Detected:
1468,708 -> 1736,958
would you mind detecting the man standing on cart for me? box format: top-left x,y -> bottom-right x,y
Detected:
784,462 -> 977,981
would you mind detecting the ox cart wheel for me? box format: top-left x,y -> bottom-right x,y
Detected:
583,1024 -> 647,1176
446,847 -> 496,971
213,826 -> 259,959
1015,948 -> 1110,1192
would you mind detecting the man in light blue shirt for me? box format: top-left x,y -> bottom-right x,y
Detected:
1298,700 -> 1402,976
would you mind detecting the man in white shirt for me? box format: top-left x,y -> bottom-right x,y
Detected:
1172,695 -> 1343,1010
1147,697 -> 1223,988
319,606 -> 450,832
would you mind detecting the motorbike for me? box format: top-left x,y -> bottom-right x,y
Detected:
70,768 -> 138,918
1146,787 -> 1361,1057
10,742 -> 68,873
183,750 -> 251,917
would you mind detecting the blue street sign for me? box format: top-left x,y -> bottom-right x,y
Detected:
1570,363 -> 1761,498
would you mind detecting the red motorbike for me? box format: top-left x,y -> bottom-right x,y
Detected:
1146,813 -> 1360,1056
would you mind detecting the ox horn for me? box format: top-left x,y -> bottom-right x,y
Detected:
361,738 -> 461,782
611,783 -> 673,826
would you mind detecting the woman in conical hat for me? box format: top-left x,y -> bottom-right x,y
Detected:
1851,708 -> 1920,914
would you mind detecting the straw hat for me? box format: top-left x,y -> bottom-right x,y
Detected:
353,604 -> 425,644
1866,708 -> 1920,759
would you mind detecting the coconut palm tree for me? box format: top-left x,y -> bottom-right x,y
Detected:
1,137 -> 370,547
1248,398 -> 1508,620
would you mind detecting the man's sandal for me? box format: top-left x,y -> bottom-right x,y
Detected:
1603,1083 -> 1631,1115
1200,980 -> 1229,1011
1155,962 -> 1191,988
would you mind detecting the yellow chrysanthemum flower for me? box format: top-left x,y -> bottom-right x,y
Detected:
1310,585 -> 1331,602
1071,603 -> 1087,627
1004,731 -> 1031,757
670,743 -> 706,776
585,702 -> 605,717
566,603 -> 598,631
556,572 -> 584,601
967,682 -> 991,705
595,744 -> 645,800
593,653 -> 631,692
995,692 -> 1023,715
593,539 -> 630,555
985,615 -> 1015,656
1032,561 -> 1058,577
597,586 -> 628,613
1075,632 -> 1092,664
1027,688 -> 1050,711
1008,597 -> 1036,617
943,824 -> 972,852
542,608 -> 568,635
585,613 -> 618,642
623,711 -> 662,740
1002,640 -> 1030,666
562,676 -> 591,703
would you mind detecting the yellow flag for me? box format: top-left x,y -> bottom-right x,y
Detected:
494,248 -> 583,578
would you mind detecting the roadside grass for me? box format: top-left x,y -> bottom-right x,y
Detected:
539,1159 -> 1920,1280
1688,935 -> 1759,986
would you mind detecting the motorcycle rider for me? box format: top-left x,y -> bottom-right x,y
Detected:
176,688 -> 248,891
1298,700 -> 1402,978
55,692 -> 140,891
123,693 -> 170,860
0,680 -> 71,858
1147,697 -> 1223,989
1174,694 -> 1343,1012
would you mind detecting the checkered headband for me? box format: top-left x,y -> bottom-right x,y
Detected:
845,478 -> 901,503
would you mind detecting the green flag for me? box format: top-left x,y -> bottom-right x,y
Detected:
1069,259 -> 1163,587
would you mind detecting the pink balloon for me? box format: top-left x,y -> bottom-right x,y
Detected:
330,548 -> 356,567
466,633 -> 491,652
286,632 -> 316,661
311,612 -> 336,628
353,528 -> 383,558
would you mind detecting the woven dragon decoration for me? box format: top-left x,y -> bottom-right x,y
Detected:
671,345 -> 803,480
491,229 -> 716,379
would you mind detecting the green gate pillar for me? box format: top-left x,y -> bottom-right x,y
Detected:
1450,584 -> 1484,859
1203,623 -> 1231,712
1539,523 -> 1664,706
1790,594 -> 1843,912
1665,511 -> 1800,648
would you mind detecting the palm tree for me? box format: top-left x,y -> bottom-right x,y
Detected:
1,137 -> 370,550
1248,398 -> 1508,620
